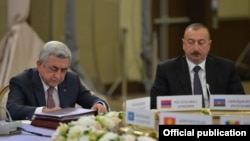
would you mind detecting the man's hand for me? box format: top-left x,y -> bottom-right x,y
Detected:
42,106 -> 62,112
91,103 -> 107,114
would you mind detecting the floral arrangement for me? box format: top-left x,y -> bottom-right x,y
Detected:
201,107 -> 211,115
52,111 -> 157,141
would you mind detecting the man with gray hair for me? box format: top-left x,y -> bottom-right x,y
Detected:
7,41 -> 109,120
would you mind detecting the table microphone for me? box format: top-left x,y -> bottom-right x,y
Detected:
206,84 -> 211,108
0,105 -> 22,135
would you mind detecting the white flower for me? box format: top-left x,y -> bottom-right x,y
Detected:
75,115 -> 102,129
88,129 -> 106,141
67,125 -> 88,140
119,134 -> 136,141
52,111 -> 157,141
137,136 -> 157,141
51,134 -> 66,141
104,111 -> 119,117
52,123 -> 69,141
96,116 -> 116,131
56,123 -> 69,134
78,136 -> 89,141
98,132 -> 118,141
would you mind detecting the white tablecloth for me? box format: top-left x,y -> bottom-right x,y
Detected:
0,120 -> 55,141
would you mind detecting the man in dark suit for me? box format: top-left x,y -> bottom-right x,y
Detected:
7,41 -> 109,120
150,23 -> 245,109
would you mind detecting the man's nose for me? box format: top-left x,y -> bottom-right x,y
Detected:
54,70 -> 63,77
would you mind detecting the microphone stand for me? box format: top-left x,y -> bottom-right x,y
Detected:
205,84 -> 211,108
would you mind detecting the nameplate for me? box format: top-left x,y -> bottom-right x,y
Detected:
125,108 -> 156,129
219,115 -> 250,125
125,97 -> 150,110
209,95 -> 250,110
157,95 -> 202,111
159,112 -> 212,125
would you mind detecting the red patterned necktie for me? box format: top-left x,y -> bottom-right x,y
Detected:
47,87 -> 55,108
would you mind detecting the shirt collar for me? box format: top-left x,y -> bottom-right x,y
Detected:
186,58 -> 206,72
39,75 -> 58,92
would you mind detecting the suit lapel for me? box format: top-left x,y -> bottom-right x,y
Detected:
177,56 -> 192,94
205,56 -> 217,93
32,70 -> 46,106
58,82 -> 68,107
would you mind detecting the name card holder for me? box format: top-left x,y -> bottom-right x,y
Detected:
157,95 -> 202,111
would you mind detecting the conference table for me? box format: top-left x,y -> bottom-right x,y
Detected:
0,120 -> 55,141
1,110 -> 250,141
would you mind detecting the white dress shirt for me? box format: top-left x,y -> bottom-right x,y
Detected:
186,58 -> 210,107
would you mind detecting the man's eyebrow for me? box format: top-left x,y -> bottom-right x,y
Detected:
51,66 -> 68,70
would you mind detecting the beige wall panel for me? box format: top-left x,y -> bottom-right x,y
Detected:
75,0 -> 94,83
75,0 -> 105,90
51,0 -> 66,42
29,0 -> 50,41
219,0 -> 250,19
30,0 -> 66,42
76,0 -> 120,85
119,0 -> 143,81
0,0 -> 8,39
93,0 -> 120,84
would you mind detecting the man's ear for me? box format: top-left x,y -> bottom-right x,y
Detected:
36,60 -> 43,68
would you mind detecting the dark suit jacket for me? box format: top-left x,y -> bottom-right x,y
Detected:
150,55 -> 245,109
7,68 -> 109,120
